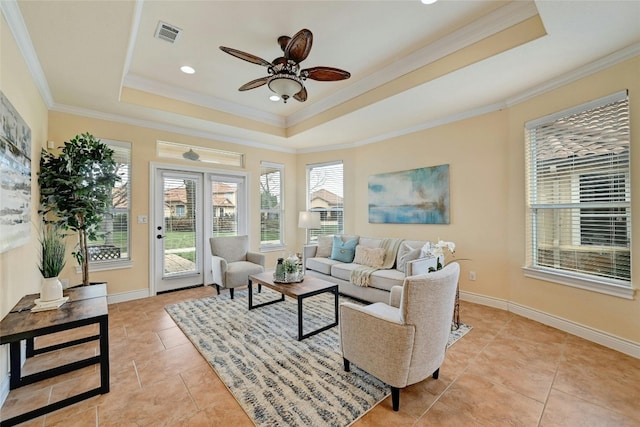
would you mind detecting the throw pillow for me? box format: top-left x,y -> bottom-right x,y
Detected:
316,235 -> 334,257
396,243 -> 422,273
353,246 -> 386,268
330,236 -> 358,263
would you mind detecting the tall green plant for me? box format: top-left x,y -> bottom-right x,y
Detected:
39,223 -> 67,278
38,133 -> 121,286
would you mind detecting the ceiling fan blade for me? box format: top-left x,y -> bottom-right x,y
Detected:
293,87 -> 308,102
302,66 -> 351,81
284,29 -> 313,63
238,76 -> 269,91
277,36 -> 290,52
219,46 -> 273,67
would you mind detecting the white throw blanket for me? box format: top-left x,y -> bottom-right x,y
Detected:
350,238 -> 402,287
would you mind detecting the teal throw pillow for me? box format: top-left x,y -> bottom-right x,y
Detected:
330,236 -> 358,263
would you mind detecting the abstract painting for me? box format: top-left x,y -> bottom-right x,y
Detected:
369,164 -> 449,224
0,91 -> 32,253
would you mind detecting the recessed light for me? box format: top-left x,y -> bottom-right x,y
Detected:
269,95 -> 281,102
180,65 -> 195,74
421,0 -> 438,4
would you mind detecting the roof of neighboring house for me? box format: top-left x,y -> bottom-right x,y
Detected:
311,189 -> 343,206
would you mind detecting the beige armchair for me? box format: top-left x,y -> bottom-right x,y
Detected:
340,262 -> 460,411
209,235 -> 265,299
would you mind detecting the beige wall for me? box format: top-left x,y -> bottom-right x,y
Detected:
47,111 -> 298,295
506,56 -> 640,343
0,12 -> 49,393
298,109 -> 511,301
298,57 -> 640,344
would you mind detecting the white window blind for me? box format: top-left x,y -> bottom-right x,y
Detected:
260,162 -> 284,249
524,91 -> 631,293
307,161 -> 344,240
89,139 -> 131,264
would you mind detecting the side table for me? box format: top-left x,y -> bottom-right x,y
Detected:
0,284 -> 109,427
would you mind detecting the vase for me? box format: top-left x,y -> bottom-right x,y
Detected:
40,277 -> 63,302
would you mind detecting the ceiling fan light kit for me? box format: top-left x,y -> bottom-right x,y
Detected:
220,28 -> 350,103
267,74 -> 303,103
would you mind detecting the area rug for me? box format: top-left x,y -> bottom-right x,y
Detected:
165,289 -> 471,427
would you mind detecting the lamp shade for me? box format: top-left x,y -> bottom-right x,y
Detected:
268,74 -> 303,99
298,211 -> 321,229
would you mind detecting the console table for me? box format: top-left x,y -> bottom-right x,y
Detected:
0,283 -> 109,427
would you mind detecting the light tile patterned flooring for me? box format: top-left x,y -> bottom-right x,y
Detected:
1,285 -> 639,426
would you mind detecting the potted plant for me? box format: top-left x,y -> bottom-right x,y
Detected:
38,133 -> 121,286
38,223 -> 66,301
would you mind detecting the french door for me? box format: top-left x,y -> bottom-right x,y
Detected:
152,166 -> 248,294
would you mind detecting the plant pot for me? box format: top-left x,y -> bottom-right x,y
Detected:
40,277 -> 63,302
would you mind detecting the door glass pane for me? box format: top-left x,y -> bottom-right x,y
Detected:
163,175 -> 198,276
211,180 -> 238,237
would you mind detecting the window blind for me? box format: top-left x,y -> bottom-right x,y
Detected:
260,162 -> 284,248
307,161 -> 344,240
525,91 -> 631,285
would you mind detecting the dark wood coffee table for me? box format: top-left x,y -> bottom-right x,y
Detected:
248,272 -> 338,341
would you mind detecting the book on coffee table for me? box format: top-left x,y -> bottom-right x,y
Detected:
31,296 -> 70,312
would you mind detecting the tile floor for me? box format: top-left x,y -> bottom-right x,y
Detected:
1,285 -> 639,426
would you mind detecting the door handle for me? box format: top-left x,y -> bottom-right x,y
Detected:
156,234 -> 165,239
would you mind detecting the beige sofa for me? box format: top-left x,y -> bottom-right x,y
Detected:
302,235 -> 438,303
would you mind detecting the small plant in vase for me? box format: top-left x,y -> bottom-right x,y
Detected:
38,223 -> 67,301
283,256 -> 300,282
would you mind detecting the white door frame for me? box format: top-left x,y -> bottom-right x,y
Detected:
149,162 -> 249,296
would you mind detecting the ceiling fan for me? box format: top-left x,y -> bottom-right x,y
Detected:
219,29 -> 350,103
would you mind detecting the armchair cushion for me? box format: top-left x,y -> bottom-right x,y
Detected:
209,236 -> 265,290
340,262 -> 460,395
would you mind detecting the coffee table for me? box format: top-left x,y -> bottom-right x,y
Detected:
248,272 -> 338,341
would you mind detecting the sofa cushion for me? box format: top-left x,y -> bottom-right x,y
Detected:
396,242 -> 422,274
358,237 -> 383,249
369,269 -> 407,292
306,257 -> 341,275
354,246 -> 385,268
331,262 -> 362,281
330,236 -> 358,263
316,235 -> 334,257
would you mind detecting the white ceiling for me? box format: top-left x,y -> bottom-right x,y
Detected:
7,0 -> 640,152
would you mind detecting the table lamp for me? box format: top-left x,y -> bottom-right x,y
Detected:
298,211 -> 321,244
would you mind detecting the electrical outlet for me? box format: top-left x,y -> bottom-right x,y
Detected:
469,271 -> 477,281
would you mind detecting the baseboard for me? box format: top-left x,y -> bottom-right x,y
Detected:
106,288 -> 150,304
459,290 -> 640,359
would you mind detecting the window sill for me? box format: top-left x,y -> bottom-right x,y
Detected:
522,267 -> 635,300
260,244 -> 285,253
75,259 -> 133,274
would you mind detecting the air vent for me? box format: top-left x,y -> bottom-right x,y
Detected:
155,21 -> 182,43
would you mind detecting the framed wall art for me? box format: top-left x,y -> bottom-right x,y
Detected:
368,164 -> 449,224
0,91 -> 32,253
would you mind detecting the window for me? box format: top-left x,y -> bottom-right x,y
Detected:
260,162 -> 284,249
524,91 -> 631,297
88,139 -> 131,266
307,161 -> 344,241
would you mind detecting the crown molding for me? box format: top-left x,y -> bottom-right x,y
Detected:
286,0 -> 539,128
123,74 -> 285,128
50,103 -> 295,153
118,0 -> 144,101
506,41 -> 640,107
1,0 -> 53,107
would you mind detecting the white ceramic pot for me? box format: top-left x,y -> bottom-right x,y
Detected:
40,277 -> 63,302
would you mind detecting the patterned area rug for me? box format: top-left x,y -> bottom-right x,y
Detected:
165,289 -> 471,427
